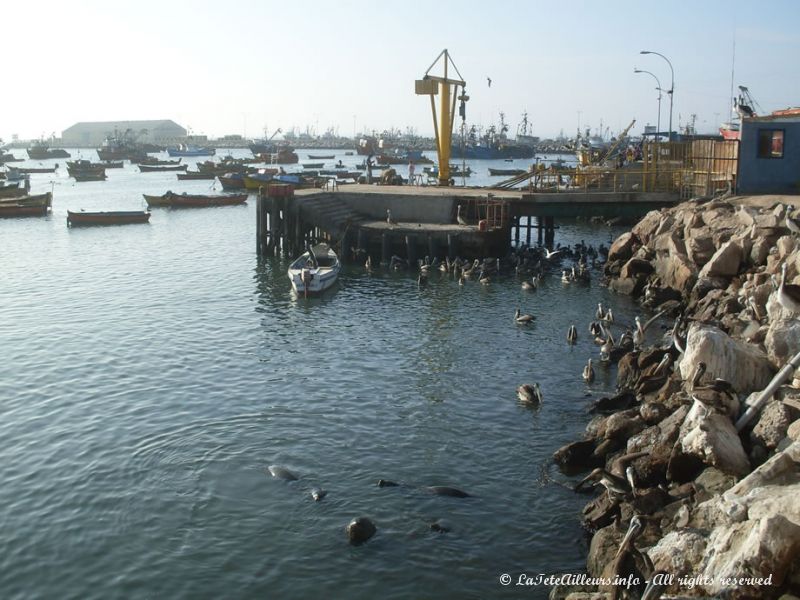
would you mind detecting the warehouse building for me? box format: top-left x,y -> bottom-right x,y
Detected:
61,120 -> 187,147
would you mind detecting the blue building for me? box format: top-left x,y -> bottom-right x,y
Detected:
737,113 -> 800,195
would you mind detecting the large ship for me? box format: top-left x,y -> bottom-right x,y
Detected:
451,113 -> 535,160
27,139 -> 70,160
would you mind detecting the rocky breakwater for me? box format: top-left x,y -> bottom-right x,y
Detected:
550,195 -> 800,600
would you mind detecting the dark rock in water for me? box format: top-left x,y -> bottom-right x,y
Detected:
591,391 -> 636,414
346,517 -> 376,545
268,465 -> 298,481
377,479 -> 399,487
424,486 -> 471,498
310,488 -> 327,501
581,494 -> 619,531
429,519 -> 452,533
553,440 -> 601,473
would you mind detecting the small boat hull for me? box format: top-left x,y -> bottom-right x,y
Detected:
143,192 -> 248,208
138,164 -> 189,172
67,210 -> 151,226
288,244 -> 341,296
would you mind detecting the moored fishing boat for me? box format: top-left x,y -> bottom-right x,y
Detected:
0,192 -> 53,217
287,243 -> 341,297
26,140 -> 70,160
142,191 -> 248,208
488,168 -> 525,176
166,145 -> 215,157
218,173 -> 246,190
133,157 -> 182,166
72,172 -> 107,182
176,171 -> 217,180
0,183 -> 26,199
302,162 -> 325,169
307,154 -> 335,160
67,210 -> 151,226
138,164 -> 189,172
10,166 -> 57,174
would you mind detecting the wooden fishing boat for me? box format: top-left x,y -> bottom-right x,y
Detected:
288,243 -> 341,296
133,157 -> 182,166
72,172 -> 107,182
488,168 -> 525,176
218,173 -> 246,190
11,166 -> 57,174
307,154 -> 335,160
176,171 -> 217,180
0,192 -> 53,217
139,164 -> 189,172
99,161 -> 124,169
166,145 -> 215,157
302,162 -> 325,169
0,151 -> 23,164
0,184 -> 26,198
67,210 -> 151,226
142,191 -> 248,208
244,172 -> 277,190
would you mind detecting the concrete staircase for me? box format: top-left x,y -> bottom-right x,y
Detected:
297,193 -> 368,239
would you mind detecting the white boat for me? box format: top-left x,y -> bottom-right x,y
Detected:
288,243 -> 341,296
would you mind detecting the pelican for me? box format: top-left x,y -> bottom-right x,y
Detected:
478,271 -> 491,285
543,247 -> 563,260
785,205 -> 800,236
614,515 -> 644,559
521,277 -> 537,291
778,262 -> 800,315
603,307 -> 614,323
625,466 -> 636,495
689,361 -> 707,391
456,204 -> 468,226
516,383 -> 542,405
561,269 -> 572,283
458,273 -> 466,286
515,308 -> 535,324
575,467 -> 630,498
633,310 -> 666,348
582,358 -> 595,382
386,208 -> 396,225
589,321 -> 603,337
567,324 -> 578,344
364,255 -> 372,271
417,273 -> 428,287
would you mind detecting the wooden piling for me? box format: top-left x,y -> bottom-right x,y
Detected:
447,233 -> 459,259
340,228 -> 351,263
427,234 -> 437,260
381,232 -> 391,265
405,235 -> 417,265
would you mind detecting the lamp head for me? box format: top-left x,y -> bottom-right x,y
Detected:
634,68 -> 642,73
640,50 -> 651,55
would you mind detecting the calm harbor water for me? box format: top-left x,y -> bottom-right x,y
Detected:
0,149 -> 639,600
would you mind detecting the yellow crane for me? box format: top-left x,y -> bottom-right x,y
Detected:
416,50 -> 467,186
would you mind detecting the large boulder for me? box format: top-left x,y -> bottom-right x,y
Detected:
678,323 -> 775,394
653,251 -> 697,296
698,239 -> 743,278
647,530 -> 708,580
765,318 -> 800,368
632,210 -> 665,246
751,400 -> 796,450
680,399 -> 751,477
686,230 -> 717,267
607,231 -> 637,263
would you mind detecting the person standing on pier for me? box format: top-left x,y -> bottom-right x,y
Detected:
366,153 -> 374,184
408,160 -> 415,185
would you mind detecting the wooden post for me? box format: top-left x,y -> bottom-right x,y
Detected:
525,216 -> 532,246
340,228 -> 351,264
447,233 -> 458,259
256,193 -> 263,256
537,216 -> 543,245
381,232 -> 391,266
544,216 -> 555,248
513,215 -> 520,246
427,234 -> 438,260
406,235 -> 417,265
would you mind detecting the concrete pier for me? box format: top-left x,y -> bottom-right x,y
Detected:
256,183 -> 681,262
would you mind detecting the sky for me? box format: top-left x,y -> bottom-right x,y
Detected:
3,0 -> 799,142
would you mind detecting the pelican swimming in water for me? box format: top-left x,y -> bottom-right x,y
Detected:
516,383 -> 542,405
515,308 -> 535,324
603,307 -> 614,323
778,262 -> 800,315
561,269 -> 572,283
596,303 -> 605,319
521,277 -> 537,291
364,255 -> 372,271
582,358 -> 595,382
567,324 -> 578,344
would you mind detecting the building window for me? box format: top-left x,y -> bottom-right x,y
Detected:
757,129 -> 784,158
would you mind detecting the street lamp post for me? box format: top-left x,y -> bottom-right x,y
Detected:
634,68 -> 663,141
640,50 -> 674,141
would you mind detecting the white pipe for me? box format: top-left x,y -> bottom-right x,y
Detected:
736,349 -> 800,431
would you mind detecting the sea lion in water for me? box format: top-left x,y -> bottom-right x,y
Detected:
424,486 -> 471,498
310,488 -> 327,501
377,479 -> 400,487
346,517 -> 376,545
268,465 -> 298,481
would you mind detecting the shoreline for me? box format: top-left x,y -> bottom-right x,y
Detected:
550,194 -> 800,599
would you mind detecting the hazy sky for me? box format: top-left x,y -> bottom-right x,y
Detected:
3,0 -> 799,142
